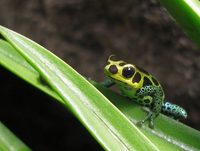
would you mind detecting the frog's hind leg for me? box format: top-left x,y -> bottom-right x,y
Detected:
136,86 -> 164,129
161,101 -> 187,119
136,111 -> 153,127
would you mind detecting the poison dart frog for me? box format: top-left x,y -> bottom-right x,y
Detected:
102,55 -> 187,129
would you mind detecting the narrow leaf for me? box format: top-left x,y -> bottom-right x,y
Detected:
0,26 -> 159,151
1,26 -> 200,151
160,0 -> 200,48
0,122 -> 31,151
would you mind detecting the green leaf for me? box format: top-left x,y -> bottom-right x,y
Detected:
0,26 -> 200,151
0,26 -> 159,151
159,0 -> 200,48
0,122 -> 31,151
94,83 -> 200,151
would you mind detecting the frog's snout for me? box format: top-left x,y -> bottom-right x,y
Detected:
104,65 -> 110,75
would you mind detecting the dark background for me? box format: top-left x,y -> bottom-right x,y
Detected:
0,0 -> 200,150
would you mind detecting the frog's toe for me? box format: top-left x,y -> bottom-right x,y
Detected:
136,112 -> 156,129
149,121 -> 154,129
147,116 -> 155,129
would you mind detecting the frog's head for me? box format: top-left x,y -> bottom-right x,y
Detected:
104,55 -> 140,88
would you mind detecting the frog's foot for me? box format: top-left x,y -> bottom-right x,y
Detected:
149,118 -> 154,129
136,112 -> 155,129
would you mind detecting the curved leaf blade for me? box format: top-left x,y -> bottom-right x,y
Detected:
0,122 -> 31,151
159,0 -> 200,48
1,26 -> 200,151
94,83 -> 200,151
0,26 -> 159,151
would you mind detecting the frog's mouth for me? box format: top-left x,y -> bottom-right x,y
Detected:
107,76 -> 133,90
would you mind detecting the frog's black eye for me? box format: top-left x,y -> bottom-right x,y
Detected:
122,66 -> 135,78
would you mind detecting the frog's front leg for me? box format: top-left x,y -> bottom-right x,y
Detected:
100,78 -> 115,88
135,85 -> 164,129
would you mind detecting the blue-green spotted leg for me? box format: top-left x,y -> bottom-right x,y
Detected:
161,101 -> 187,119
136,85 -> 163,129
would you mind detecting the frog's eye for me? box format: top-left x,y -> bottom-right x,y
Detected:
122,66 -> 135,78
